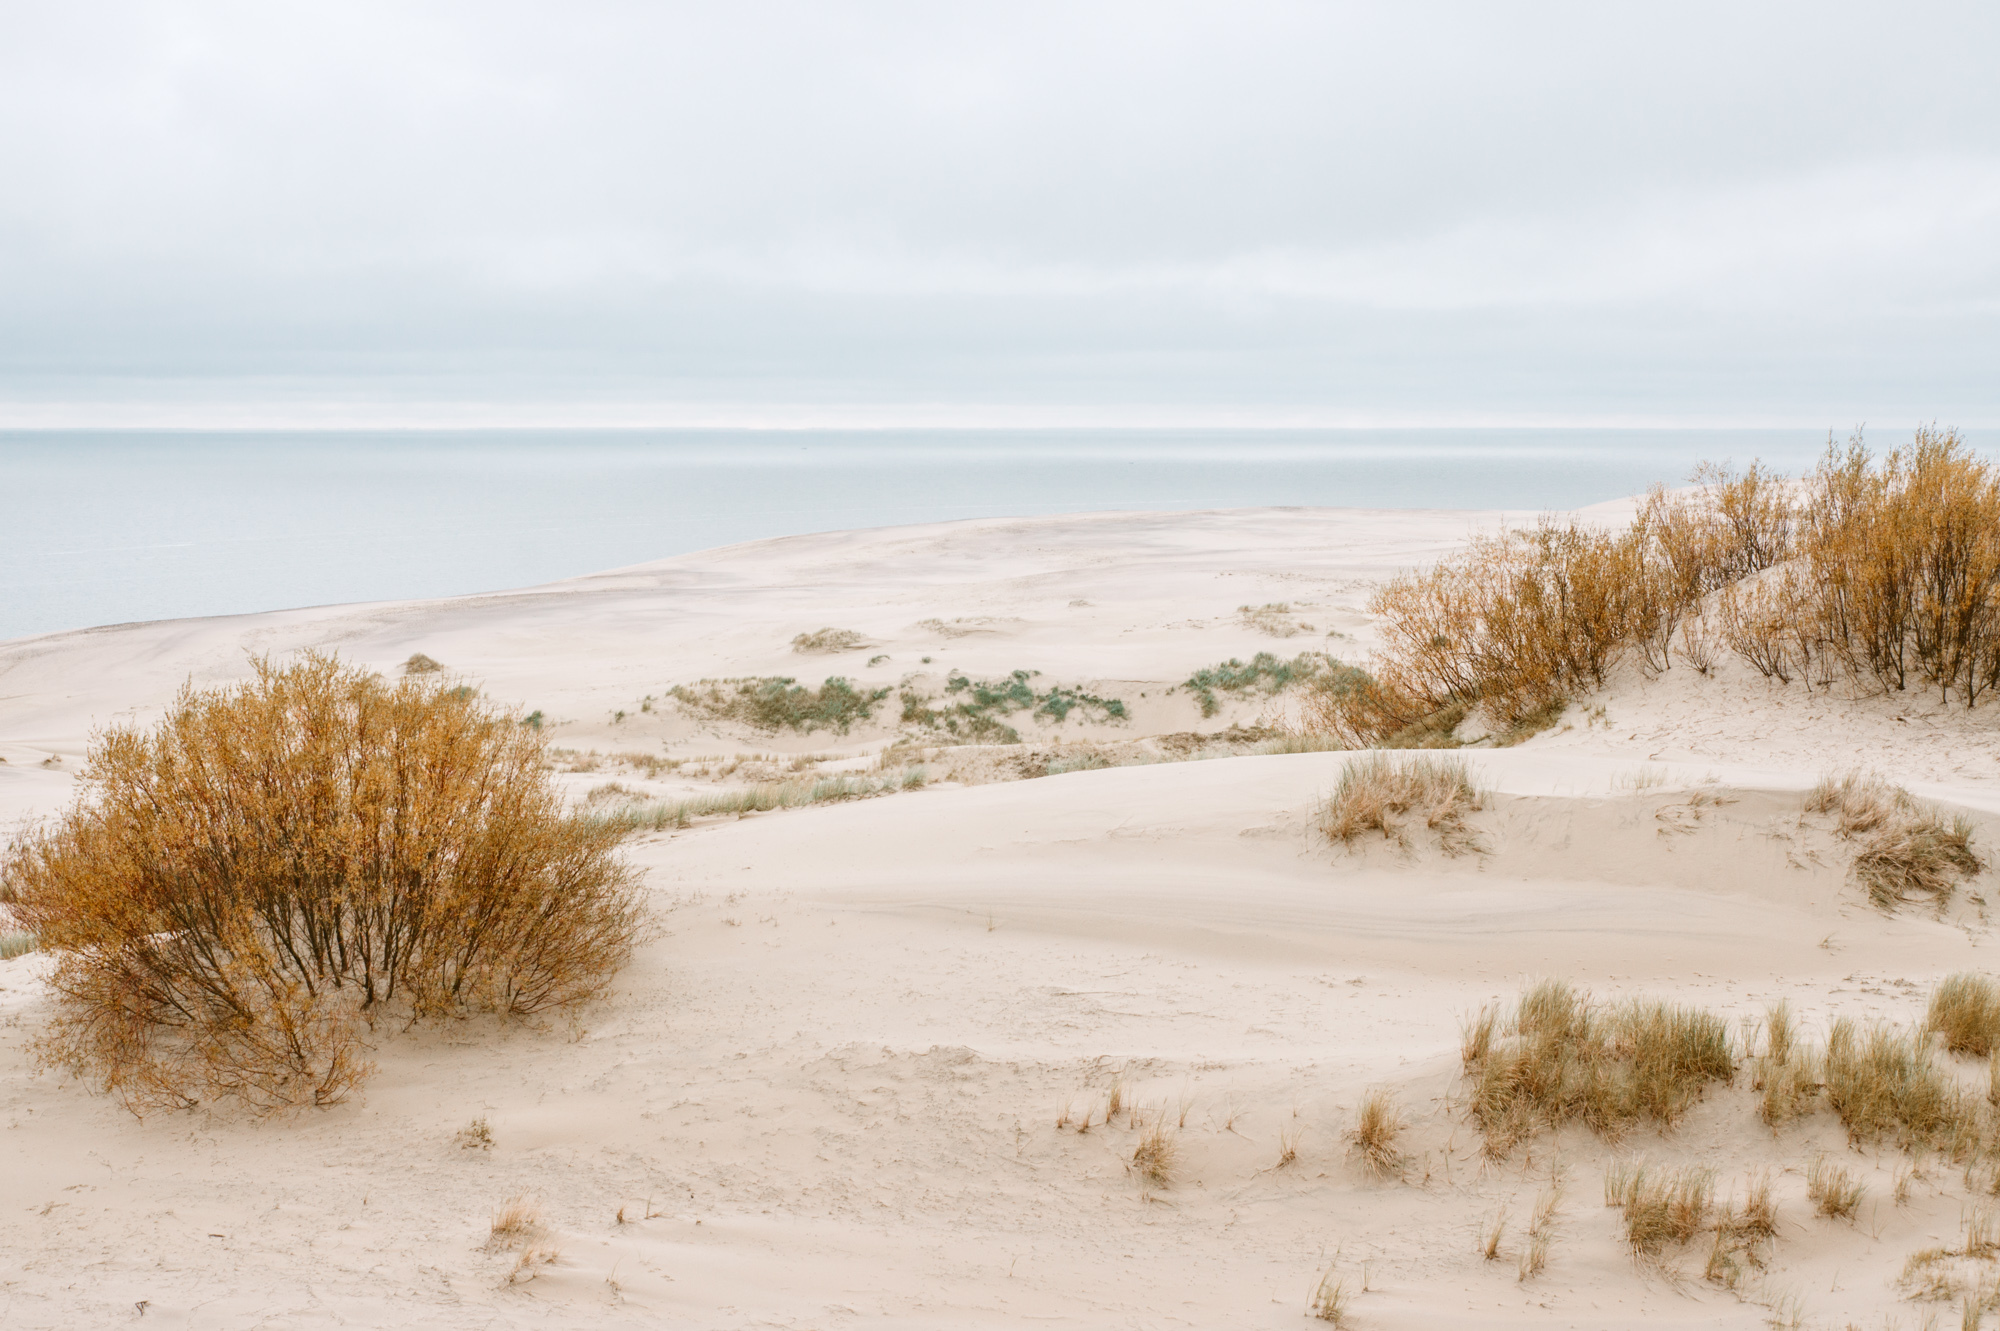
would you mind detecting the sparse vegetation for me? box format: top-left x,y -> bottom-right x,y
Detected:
791,628 -> 868,654
1319,753 -> 1486,855
2,653 -> 644,1114
1306,428 -> 2000,747
403,652 -> 444,674
899,669 -> 1127,743
1928,973 -> 2000,1057
1131,1118 -> 1178,1188
1520,1180 -> 1563,1281
0,931 -> 35,960
1346,1089 -> 1407,1178
588,766 -> 928,831
456,1117 -> 495,1150
1805,772 -> 1982,909
1182,651 -> 1330,717
1308,1268 -> 1350,1325
1465,981 -> 1734,1155
1239,602 -> 1314,638
1606,1162 -> 1714,1256
671,675 -> 892,734
1753,1001 -> 1822,1128
1806,1154 -> 1865,1219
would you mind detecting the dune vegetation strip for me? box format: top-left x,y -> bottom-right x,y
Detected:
899,669 -> 1128,744
1302,425 -> 2000,749
584,765 -> 929,831
670,675 -> 893,734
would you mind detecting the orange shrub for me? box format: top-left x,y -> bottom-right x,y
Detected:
2,653 -> 643,1114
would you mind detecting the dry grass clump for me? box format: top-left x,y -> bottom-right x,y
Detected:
1319,754 -> 1486,855
1899,1209 -> 2000,1308
1929,974 -> 2000,1057
1806,1153 -> 1865,1219
456,1117 -> 495,1150
1823,1018 -> 1979,1153
1130,1118 -> 1179,1188
0,931 -> 36,960
1519,1180 -> 1563,1281
1752,1001 -> 1823,1128
1465,981 -> 1734,1155
490,1193 -> 559,1281
402,652 -> 444,674
1807,772 -> 1982,908
1705,1172 -> 1779,1287
1307,1268 -> 1351,1326
791,628 -> 868,654
1,653 -> 644,1114
1606,1162 -> 1714,1256
1346,1089 -> 1407,1178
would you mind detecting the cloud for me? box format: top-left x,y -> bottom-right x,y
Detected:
0,1 -> 1995,423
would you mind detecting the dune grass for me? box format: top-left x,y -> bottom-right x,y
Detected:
1346,1088 -> 1407,1178
671,676 -> 892,734
1305,428 -> 2000,747
1130,1118 -> 1178,1188
1320,753 -> 1486,855
1465,981 -> 1734,1156
0,932 -> 36,960
1606,1162 -> 1714,1256
1822,1017 -> 1980,1153
590,766 -> 928,832
791,628 -> 868,654
1928,974 -> 2000,1057
1181,651 -> 1332,717
1806,772 -> 1982,909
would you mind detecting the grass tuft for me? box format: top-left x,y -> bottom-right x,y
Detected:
791,628 -> 868,654
1346,1089 -> 1407,1179
1806,772 -> 1982,909
1806,1154 -> 1864,1219
1928,973 -> 2000,1057
1320,753 -> 1486,855
1131,1118 -> 1178,1188
1465,981 -> 1734,1155
1606,1162 -> 1713,1256
1823,1017 -> 1979,1153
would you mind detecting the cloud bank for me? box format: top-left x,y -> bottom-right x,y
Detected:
2,1 -> 1995,425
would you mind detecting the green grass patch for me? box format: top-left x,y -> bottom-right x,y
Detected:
671,676 -> 892,734
1182,651 -> 1335,717
901,670 -> 1127,743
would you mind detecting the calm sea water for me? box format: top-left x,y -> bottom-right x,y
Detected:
0,428 -> 1863,641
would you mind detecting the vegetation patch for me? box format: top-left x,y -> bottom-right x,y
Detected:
1805,772 -> 1982,909
0,931 -> 36,960
1822,1017 -> 1979,1153
1463,980 -> 1734,1156
1239,602 -> 1315,637
1182,651 -> 1331,717
1,652 -> 642,1114
589,766 -> 927,831
1320,753 -> 1486,855
900,669 -> 1127,743
791,627 -> 868,654
672,676 -> 892,734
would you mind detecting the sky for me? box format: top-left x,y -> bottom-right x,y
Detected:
1,2 -> 1996,428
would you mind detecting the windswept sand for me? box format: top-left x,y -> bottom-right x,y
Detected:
4,505 -> 2000,1329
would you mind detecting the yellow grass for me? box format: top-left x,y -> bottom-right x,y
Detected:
1928,974 -> 2000,1058
1465,981 -> 1734,1155
1346,1089 -> 1407,1179
1319,754 -> 1486,855
1606,1162 -> 1714,1256
1807,772 -> 1982,909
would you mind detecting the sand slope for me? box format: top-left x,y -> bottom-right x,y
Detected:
5,506 -> 1999,1329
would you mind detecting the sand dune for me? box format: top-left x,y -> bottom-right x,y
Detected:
5,506 -> 1999,1328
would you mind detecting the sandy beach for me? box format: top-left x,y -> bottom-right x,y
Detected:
5,503 -> 2000,1329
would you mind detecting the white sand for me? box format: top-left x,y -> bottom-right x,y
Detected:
3,505 -> 1998,1328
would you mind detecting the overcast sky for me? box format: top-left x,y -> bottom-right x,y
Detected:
2,2 -> 1996,427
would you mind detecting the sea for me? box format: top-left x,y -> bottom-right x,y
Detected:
0,427 -> 1874,641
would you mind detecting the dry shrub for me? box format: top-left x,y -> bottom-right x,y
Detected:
1465,981 -> 1733,1155
1806,1154 -> 1864,1219
1606,1162 -> 1713,1256
1929,974 -> 2000,1058
1346,1088 -> 1407,1178
1806,772 -> 1982,908
2,653 -> 644,1114
1319,754 -> 1485,855
1823,1017 -> 1979,1153
402,652 -> 445,675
